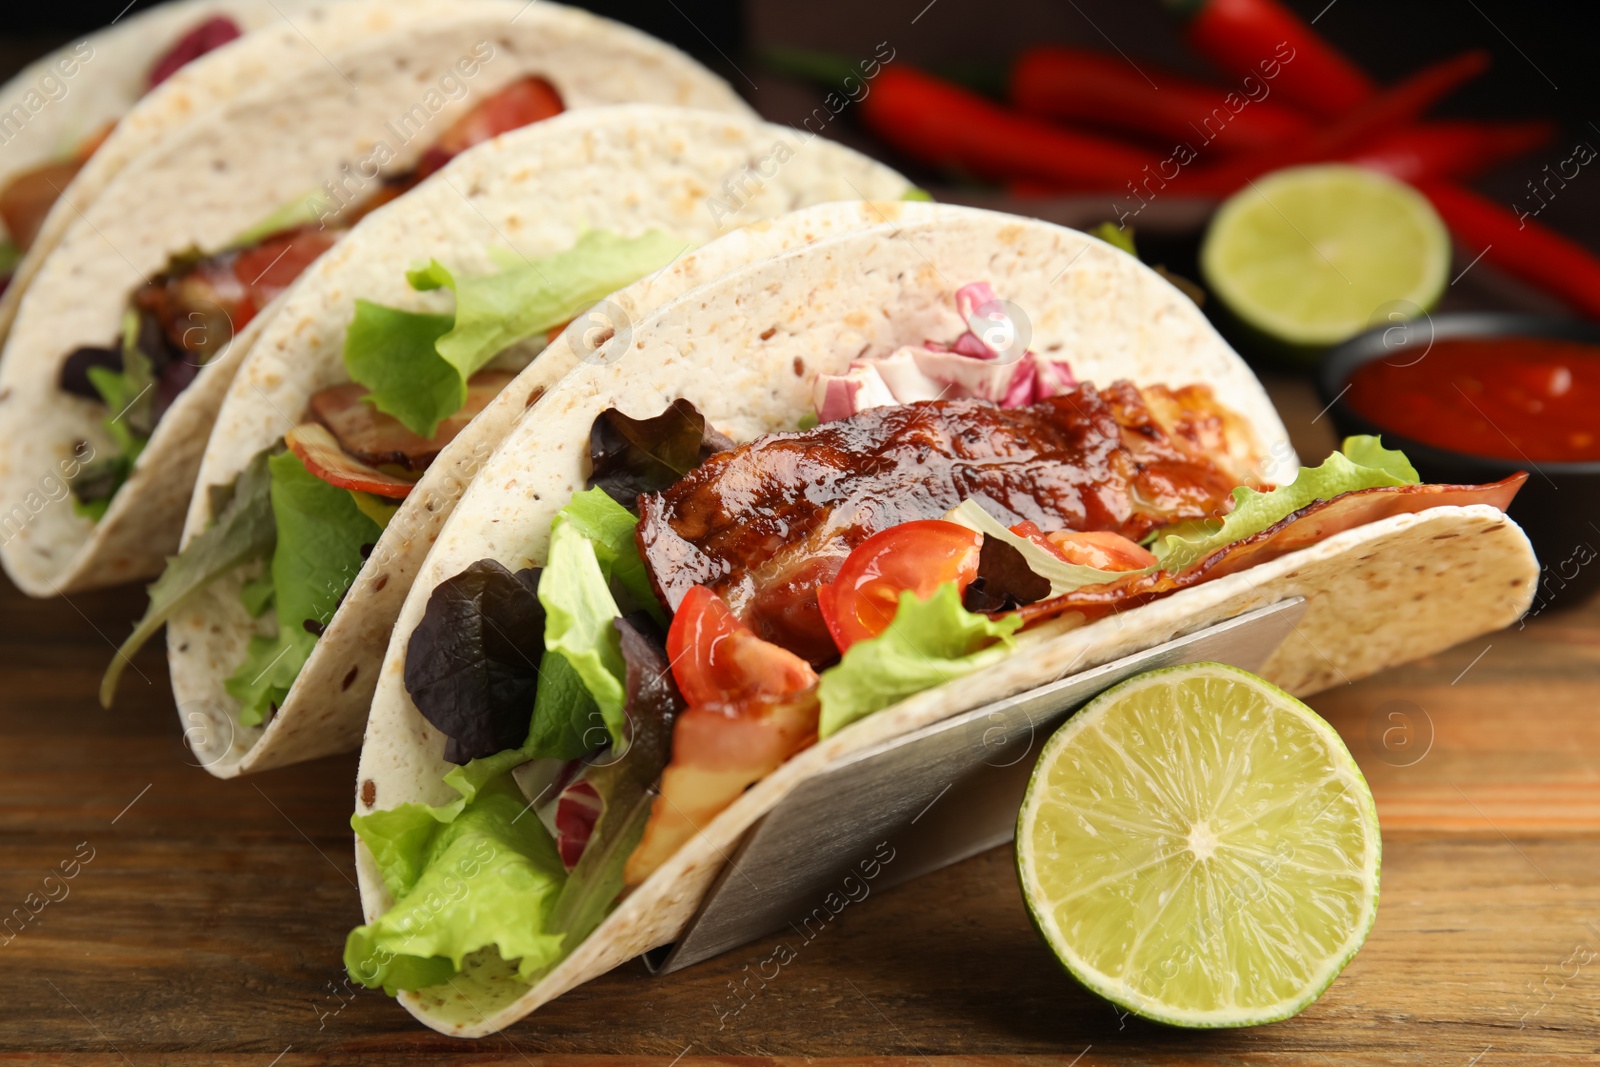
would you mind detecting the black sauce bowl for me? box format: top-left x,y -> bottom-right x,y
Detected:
1318,312 -> 1600,612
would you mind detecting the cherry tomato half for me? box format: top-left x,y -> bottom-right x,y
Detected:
817,520 -> 983,652
668,585 -> 817,709
1010,521 -> 1157,571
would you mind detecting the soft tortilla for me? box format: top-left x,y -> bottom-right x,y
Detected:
0,1 -> 749,596
347,203 -> 1534,1037
0,0 -> 312,238
0,0 -> 469,346
167,107 -> 912,777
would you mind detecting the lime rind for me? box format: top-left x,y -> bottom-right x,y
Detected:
1200,164 -> 1450,349
1016,662 -> 1381,1028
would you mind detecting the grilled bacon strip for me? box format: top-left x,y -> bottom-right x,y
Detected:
637,383 -> 1261,663
1017,473 -> 1529,624
308,371 -> 514,473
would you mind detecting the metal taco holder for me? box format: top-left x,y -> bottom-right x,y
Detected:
643,596 -> 1309,974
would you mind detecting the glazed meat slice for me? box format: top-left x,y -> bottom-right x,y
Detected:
637,382 -> 1259,662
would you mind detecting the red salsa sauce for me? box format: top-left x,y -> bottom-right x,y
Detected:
1344,335 -> 1600,463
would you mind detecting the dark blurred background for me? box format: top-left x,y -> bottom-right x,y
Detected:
2,0 -> 1593,208
4,0 -> 1596,281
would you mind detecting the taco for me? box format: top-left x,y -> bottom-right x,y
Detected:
0,0 -> 749,596
97,106 -> 913,776
0,0 -> 475,324
345,201 -> 1536,1035
1,0 -> 315,296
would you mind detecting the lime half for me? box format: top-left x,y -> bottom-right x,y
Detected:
1201,164 -> 1449,357
1016,662 -> 1380,1028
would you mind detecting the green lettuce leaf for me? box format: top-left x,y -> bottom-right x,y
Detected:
345,771 -> 566,995
72,311 -> 155,517
1149,436 -> 1420,572
551,487 -> 661,622
228,187 -> 333,249
225,450 -> 382,725
524,649 -> 604,761
1089,220 -> 1137,256
343,230 -> 684,439
341,300 -> 457,439
409,229 -> 686,380
99,449 -> 278,707
538,521 -> 626,749
239,569 -> 275,618
346,572 -> 684,997
68,453 -> 132,521
818,582 -> 1023,739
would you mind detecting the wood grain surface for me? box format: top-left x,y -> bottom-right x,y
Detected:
2,374 -> 1597,1065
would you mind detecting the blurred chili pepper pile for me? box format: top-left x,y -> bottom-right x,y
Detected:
774,0 -> 1600,318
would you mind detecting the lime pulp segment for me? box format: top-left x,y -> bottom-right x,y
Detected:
1016,662 -> 1380,1028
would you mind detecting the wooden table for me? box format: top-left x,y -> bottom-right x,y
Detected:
2,373 -> 1597,1066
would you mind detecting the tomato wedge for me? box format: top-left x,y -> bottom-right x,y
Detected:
817,520 -> 983,652
232,227 -> 337,312
667,585 -> 817,709
1009,520 -> 1157,571
627,586 -> 820,886
416,76 -> 565,179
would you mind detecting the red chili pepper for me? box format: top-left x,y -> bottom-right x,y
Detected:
1347,120 -> 1556,184
859,65 -> 1154,189
1418,180 -> 1600,319
1005,179 -> 1066,199
1175,50 -> 1492,195
1171,0 -> 1375,118
1009,45 -> 1313,157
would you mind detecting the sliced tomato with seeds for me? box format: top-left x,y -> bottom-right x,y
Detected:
626,585 -> 820,886
667,585 -> 817,709
817,520 -> 983,652
1010,520 -> 1157,571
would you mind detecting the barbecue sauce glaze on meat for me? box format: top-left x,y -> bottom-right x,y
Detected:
637,381 -> 1261,663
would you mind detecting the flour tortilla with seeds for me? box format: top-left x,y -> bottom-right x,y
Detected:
0,1 -> 751,598
164,107 -> 913,777
0,0 -> 467,344
352,201 -> 1537,1036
